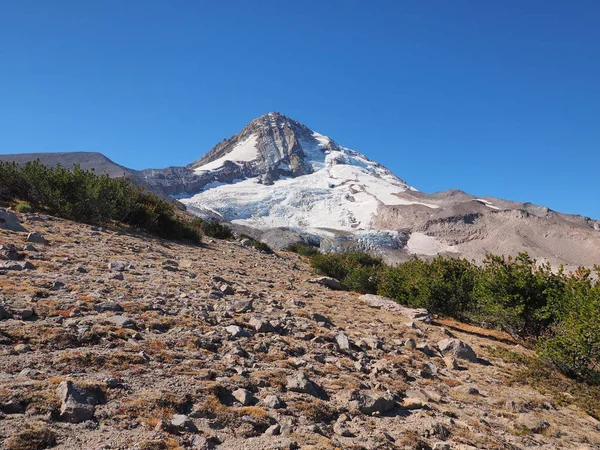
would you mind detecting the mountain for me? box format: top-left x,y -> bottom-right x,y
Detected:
2,113 -> 600,268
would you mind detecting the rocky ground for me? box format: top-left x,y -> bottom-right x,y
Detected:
1,210 -> 600,450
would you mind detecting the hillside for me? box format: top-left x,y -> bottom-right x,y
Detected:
1,210 -> 599,449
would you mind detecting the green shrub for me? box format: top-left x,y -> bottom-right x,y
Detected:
310,251 -> 382,294
538,269 -> 600,382
15,201 -> 33,213
379,256 -> 477,318
286,242 -> 320,257
192,218 -> 233,239
0,160 -> 201,243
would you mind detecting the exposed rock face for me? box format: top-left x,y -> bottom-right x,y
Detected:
361,294 -> 431,322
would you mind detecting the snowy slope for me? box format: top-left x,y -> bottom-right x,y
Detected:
179,119 -> 438,232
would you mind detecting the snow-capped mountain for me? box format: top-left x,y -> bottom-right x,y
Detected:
179,112 -> 435,233
3,112 -> 600,268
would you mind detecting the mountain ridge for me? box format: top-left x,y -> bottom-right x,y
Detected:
1,112 -> 599,268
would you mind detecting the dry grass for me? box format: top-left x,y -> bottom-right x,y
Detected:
6,422 -> 57,450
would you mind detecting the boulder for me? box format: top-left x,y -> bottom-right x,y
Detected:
26,232 -> 47,244
232,388 -> 254,406
249,317 -> 274,333
225,325 -> 250,338
94,301 -> 124,313
171,414 -> 198,432
348,391 -> 396,415
1,261 -> 35,271
308,277 -> 348,291
263,394 -> 285,409
437,338 -> 477,362
56,380 -> 103,423
286,372 -> 320,397
0,209 -> 26,232
360,294 -> 431,322
335,333 -> 352,351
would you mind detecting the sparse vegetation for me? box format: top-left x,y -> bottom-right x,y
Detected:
0,160 -> 203,243
286,242 -> 320,257
308,250 -> 600,383
6,422 -> 57,450
14,200 -> 33,213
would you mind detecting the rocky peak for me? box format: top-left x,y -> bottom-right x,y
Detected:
189,112 -> 339,184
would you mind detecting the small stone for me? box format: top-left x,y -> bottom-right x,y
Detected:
402,397 -> 426,409
335,333 -> 351,351
264,423 -> 281,436
108,261 -> 126,271
311,312 -> 332,326
110,273 -> 124,280
56,380 -> 102,423
404,338 -> 416,349
94,302 -> 124,313
220,284 -> 235,295
171,414 -> 198,432
263,394 -> 284,409
26,232 -> 47,244
437,338 -> 478,362
286,372 -> 320,397
109,315 -> 136,329
517,413 -> 550,434
76,266 -> 88,273
225,325 -> 250,338
308,276 -> 348,291
232,388 -> 254,406
249,317 -> 274,333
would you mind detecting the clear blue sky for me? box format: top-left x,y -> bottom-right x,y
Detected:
1,1 -> 599,218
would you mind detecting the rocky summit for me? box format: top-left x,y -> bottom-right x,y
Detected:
1,211 -> 600,449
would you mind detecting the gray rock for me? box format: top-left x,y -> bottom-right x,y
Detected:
108,315 -> 136,329
360,294 -> 431,322
0,209 -> 26,231
335,333 -> 351,351
220,284 -> 235,295
94,301 -> 124,313
517,413 -> 550,433
26,232 -> 47,244
453,385 -> 479,396
56,380 -> 103,423
76,266 -> 88,273
190,436 -> 215,450
23,244 -> 37,251
263,394 -> 284,409
19,309 -> 35,320
308,276 -> 348,291
286,372 -> 320,397
249,317 -> 274,333
437,338 -> 478,362
234,299 -> 254,313
232,388 -> 254,406
225,325 -> 251,338
14,343 -> 32,353
405,338 -> 417,349
110,272 -> 124,280
108,261 -> 126,271
1,400 -> 25,414
0,305 -> 7,320
348,391 -> 396,415
264,423 -> 281,436
1,261 -> 35,271
171,414 -> 198,432
311,312 -> 332,326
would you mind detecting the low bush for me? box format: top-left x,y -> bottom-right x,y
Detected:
308,249 -> 600,384
0,160 -> 203,243
15,200 -> 33,213
286,242 -> 320,257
